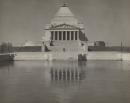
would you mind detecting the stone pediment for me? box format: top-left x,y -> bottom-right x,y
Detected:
49,24 -> 79,30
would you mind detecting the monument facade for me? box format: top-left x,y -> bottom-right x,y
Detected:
42,3 -> 88,60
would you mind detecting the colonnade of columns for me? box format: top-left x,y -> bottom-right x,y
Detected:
50,68 -> 81,81
51,31 -> 79,41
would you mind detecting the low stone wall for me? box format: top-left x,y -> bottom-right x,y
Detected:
14,52 -> 130,61
122,53 -> 130,60
87,52 -> 130,61
14,52 -> 87,61
14,52 -> 52,61
52,52 -> 79,60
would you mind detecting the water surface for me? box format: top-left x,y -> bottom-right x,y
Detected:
0,61 -> 130,103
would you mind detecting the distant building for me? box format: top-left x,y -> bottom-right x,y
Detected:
94,41 -> 106,47
24,41 -> 41,47
42,3 -> 88,56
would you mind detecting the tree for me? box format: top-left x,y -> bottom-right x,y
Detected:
0,42 -> 13,53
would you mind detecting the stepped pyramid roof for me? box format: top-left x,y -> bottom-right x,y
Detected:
51,3 -> 79,25
55,3 -> 74,17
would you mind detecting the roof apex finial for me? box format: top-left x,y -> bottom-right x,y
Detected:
62,1 -> 68,7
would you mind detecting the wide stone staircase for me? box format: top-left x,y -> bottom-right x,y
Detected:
48,41 -> 84,52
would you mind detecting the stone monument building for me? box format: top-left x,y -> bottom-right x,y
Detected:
42,3 -> 88,60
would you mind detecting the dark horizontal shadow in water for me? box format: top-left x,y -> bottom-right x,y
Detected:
0,61 -> 14,68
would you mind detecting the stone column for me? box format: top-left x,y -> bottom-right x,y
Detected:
66,70 -> 67,80
67,31 -> 69,40
69,31 -> 70,40
57,69 -> 59,80
73,69 -> 75,80
66,31 -> 68,40
61,70 -> 63,80
53,70 -> 55,80
73,31 -> 75,40
78,31 -> 79,40
71,31 -> 74,40
70,70 -> 71,80
55,31 -> 57,40
61,31 -> 63,40
53,31 -> 55,40
75,31 -> 77,40
52,31 -> 55,40
57,31 -> 58,40
63,31 -> 65,40
77,70 -> 79,80
65,31 -> 67,40
56,31 -> 57,40
60,31 -> 62,40
50,31 -> 52,40
59,31 -> 62,40
70,31 -> 71,40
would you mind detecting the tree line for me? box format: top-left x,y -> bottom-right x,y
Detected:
0,42 -> 13,53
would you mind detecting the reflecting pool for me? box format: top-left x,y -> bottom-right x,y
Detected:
0,61 -> 130,103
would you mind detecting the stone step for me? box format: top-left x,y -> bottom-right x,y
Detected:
49,45 -> 84,52
52,41 -> 80,46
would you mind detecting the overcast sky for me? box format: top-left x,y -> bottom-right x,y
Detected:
0,0 -> 130,46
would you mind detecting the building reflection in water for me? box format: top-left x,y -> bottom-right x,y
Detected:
49,61 -> 86,82
48,61 -> 87,103
50,67 -> 85,81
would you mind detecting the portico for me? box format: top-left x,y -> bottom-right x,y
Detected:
51,30 -> 79,41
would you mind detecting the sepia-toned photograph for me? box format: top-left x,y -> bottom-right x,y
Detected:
0,0 -> 130,103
